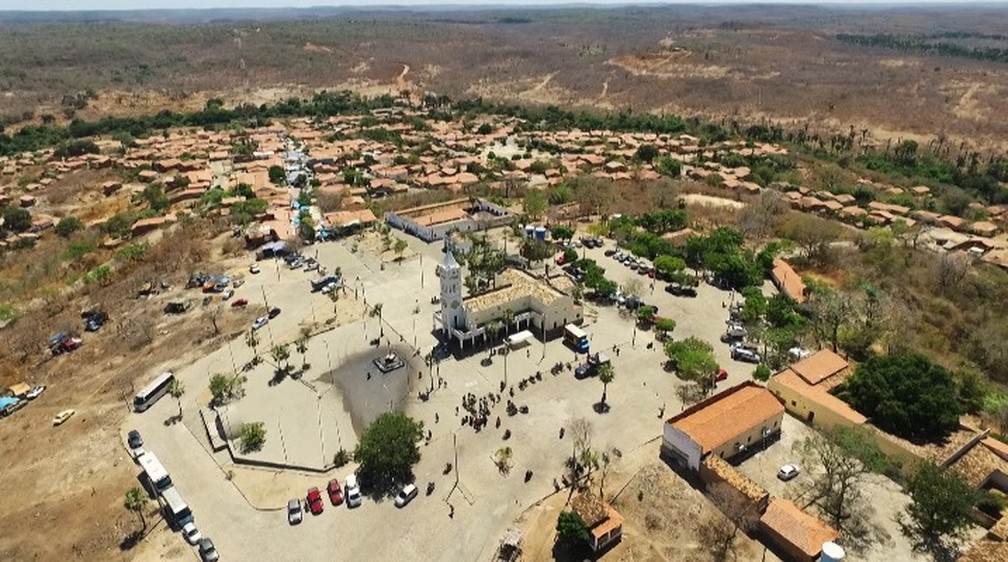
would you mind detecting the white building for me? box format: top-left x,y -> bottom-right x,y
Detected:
434,241 -> 582,350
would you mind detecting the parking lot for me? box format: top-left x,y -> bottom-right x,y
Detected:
125,228 -> 781,562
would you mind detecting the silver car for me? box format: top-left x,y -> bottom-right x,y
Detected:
287,499 -> 303,525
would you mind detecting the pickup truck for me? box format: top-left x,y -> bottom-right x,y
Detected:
575,352 -> 611,379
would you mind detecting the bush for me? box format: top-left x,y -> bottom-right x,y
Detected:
333,449 -> 351,468
752,364 -> 772,382
54,216 -> 83,237
2,207 -> 31,232
239,422 -> 267,453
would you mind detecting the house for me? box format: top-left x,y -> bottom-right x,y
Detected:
938,215 -> 966,231
767,350 -> 867,430
571,492 -> 624,552
770,259 -> 806,304
970,221 -> 1000,237
130,214 -> 177,237
661,381 -> 784,471
386,198 -> 514,242
760,498 -> 840,562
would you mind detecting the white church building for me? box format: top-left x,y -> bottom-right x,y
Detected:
433,242 -> 583,350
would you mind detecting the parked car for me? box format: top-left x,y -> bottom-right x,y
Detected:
52,409 -> 75,426
394,484 -> 418,508
232,279 -> 245,288
26,385 -> 46,400
222,290 -> 234,301
555,255 -> 566,266
731,344 -> 761,363
198,538 -> 219,562
82,310 -> 108,332
127,430 -> 144,449
665,283 -> 698,297
720,326 -> 747,343
252,316 -> 269,330
182,522 -> 202,545
268,307 -> 281,319
345,474 -> 362,508
777,464 -> 800,481
306,487 -> 324,515
249,264 -> 261,274
287,499 -> 303,525
714,368 -> 729,382
604,249 -> 617,257
231,298 -> 249,308
327,479 -> 343,505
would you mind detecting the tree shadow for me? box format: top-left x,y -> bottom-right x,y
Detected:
119,531 -> 143,551
592,402 -> 611,414
162,414 -> 182,426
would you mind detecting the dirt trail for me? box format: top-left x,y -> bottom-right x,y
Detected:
396,63 -> 410,86
531,72 -> 557,93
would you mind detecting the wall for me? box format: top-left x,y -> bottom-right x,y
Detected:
708,414 -> 784,463
767,377 -> 861,432
662,423 -> 703,471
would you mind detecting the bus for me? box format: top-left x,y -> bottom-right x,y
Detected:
563,324 -> 590,353
138,451 -> 173,493
159,486 -> 193,528
133,372 -> 175,412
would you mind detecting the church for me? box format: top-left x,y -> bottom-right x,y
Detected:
434,241 -> 583,350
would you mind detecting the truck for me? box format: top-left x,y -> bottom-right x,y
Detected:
563,324 -> 590,354
575,352 -> 611,379
311,275 -> 341,292
159,486 -> 194,529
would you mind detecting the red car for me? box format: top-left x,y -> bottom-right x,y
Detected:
714,368 -> 729,382
230,298 -> 249,308
306,487 -> 324,515
327,479 -> 343,506
555,255 -> 566,266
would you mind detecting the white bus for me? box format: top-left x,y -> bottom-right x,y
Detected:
159,486 -> 193,528
138,452 -> 172,493
133,372 -> 175,412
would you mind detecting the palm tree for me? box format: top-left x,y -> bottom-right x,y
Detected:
124,487 -> 149,532
245,330 -> 259,365
501,308 -> 515,336
270,343 -> 291,375
295,337 -> 309,372
167,379 -> 185,420
597,362 -> 615,410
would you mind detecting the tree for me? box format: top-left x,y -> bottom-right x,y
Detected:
904,462 -> 980,554
167,378 -> 185,420
752,364 -> 771,382
597,362 -> 615,410
696,482 -> 761,561
551,224 -> 575,242
799,427 -> 890,551
392,238 -> 408,263
635,143 -> 659,163
245,330 -> 260,365
239,421 -> 267,453
270,343 -> 291,376
837,354 -> 964,440
54,216 -> 82,237
2,207 -> 31,233
522,189 -> 546,220
268,165 -> 285,185
622,278 -> 644,298
655,156 -> 682,178
654,317 -> 676,340
295,337 -> 310,372
653,255 -> 686,279
954,365 -> 987,415
298,212 -> 316,242
808,290 -> 853,352
209,372 -> 245,406
778,213 -> 842,267
665,337 -> 718,386
140,184 -> 170,212
354,412 -> 424,490
555,511 -> 590,549
123,487 -> 149,532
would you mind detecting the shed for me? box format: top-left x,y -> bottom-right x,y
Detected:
8,383 -> 31,398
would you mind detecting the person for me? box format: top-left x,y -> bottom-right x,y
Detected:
435,413 -> 439,424
449,504 -> 454,519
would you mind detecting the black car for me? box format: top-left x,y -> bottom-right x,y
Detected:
127,430 -> 143,449
665,283 -> 698,297
268,307 -> 281,319
603,249 -> 617,257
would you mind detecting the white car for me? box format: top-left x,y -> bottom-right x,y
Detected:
394,484 -> 418,508
777,464 -> 800,481
252,316 -> 269,331
287,498 -> 303,525
182,522 -> 202,545
345,474 -> 362,508
52,409 -> 75,426
25,385 -> 46,400
249,264 -> 261,274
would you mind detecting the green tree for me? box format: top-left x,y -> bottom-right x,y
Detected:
635,143 -> 659,163
140,184 -> 170,212
392,238 -> 408,263
295,337 -> 310,371
954,365 -> 987,415
209,372 -> 245,406
54,216 -> 82,237
597,362 -> 615,409
904,462 -> 980,553
270,344 -> 291,375
655,156 -> 683,178
752,364 -> 772,382
665,337 -> 718,387
654,317 -> 677,340
551,224 -> 575,242
836,354 -> 963,440
298,212 -> 316,242
556,510 -> 590,549
654,255 -> 686,278
268,165 -> 286,185
354,412 -> 424,489
123,487 -> 149,532
522,189 -> 547,220
2,207 -> 31,232
239,421 -> 267,453
167,378 -> 185,420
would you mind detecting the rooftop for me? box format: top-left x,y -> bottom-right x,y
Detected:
771,258 -> 806,304
790,349 -> 848,387
464,269 -> 567,314
701,454 -> 768,504
667,381 -> 784,454
760,498 -> 838,558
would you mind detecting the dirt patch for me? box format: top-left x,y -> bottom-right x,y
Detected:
303,42 -> 333,54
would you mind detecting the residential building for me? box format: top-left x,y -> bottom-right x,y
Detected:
767,350 -> 867,430
760,498 -> 840,562
662,381 -> 784,471
571,492 -> 623,552
770,258 -> 806,304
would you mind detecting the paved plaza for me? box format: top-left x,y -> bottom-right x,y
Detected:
125,228 -> 771,561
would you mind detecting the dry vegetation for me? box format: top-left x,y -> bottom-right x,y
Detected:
2,6 -> 1008,152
